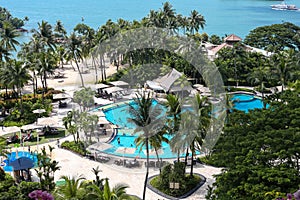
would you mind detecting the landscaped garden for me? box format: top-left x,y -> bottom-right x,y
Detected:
0,1 -> 299,200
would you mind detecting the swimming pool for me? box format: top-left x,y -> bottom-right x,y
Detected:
100,94 -> 266,158
102,101 -> 199,159
2,151 -> 38,172
232,93 -> 269,112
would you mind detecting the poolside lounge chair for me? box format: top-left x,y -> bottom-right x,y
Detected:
96,156 -> 110,163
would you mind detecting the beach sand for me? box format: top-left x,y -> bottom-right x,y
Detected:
43,61 -> 118,90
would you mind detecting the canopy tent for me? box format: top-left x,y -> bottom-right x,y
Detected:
109,80 -> 129,87
53,93 -> 71,100
8,157 -> 34,171
145,81 -> 164,91
156,68 -> 182,92
103,86 -> 124,94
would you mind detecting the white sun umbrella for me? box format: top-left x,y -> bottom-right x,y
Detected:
4,126 -> 21,134
98,117 -> 110,125
32,108 -> 46,114
109,81 -> 129,87
95,83 -> 110,89
37,117 -> 59,126
53,93 -> 71,100
93,97 -> 113,105
115,147 -> 136,154
3,126 -> 21,146
91,109 -> 106,117
87,142 -> 113,152
145,148 -> 164,156
103,86 -> 124,94
21,124 -> 42,131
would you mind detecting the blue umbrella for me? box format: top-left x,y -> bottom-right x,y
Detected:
8,157 -> 34,171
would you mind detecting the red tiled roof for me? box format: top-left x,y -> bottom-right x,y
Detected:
224,34 -> 242,42
211,43 -> 232,54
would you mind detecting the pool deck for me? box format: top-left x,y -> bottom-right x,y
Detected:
4,134 -> 222,200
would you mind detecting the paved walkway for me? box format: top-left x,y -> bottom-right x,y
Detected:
5,133 -> 222,200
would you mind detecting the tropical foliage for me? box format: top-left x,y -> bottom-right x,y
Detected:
206,90 -> 300,199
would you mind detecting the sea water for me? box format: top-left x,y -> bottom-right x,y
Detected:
1,0 -> 299,41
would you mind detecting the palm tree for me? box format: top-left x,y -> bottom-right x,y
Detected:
0,21 -> 20,52
55,175 -> 87,200
86,178 -> 131,200
65,32 -> 85,87
54,20 -> 67,38
165,94 -> 182,162
128,91 -> 164,200
32,20 -> 56,50
271,52 -> 293,92
135,130 -> 168,173
247,65 -> 270,105
187,10 -> 206,35
169,94 -> 211,176
5,60 -> 31,112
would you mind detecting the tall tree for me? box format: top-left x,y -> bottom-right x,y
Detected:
128,91 -> 164,200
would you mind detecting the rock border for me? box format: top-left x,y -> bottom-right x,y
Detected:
147,173 -> 206,200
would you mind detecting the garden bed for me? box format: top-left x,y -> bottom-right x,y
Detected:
147,173 -> 206,199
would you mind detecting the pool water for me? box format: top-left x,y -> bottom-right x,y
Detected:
101,93 -> 266,158
2,151 -> 38,172
103,101 -> 198,159
232,94 -> 269,113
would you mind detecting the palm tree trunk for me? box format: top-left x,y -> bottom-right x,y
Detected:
92,56 -> 98,83
184,148 -> 189,166
74,58 -> 85,88
143,138 -> 149,200
154,147 -> 161,174
190,143 -> 194,177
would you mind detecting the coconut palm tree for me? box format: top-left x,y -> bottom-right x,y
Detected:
5,60 -> 31,112
135,130 -> 168,173
55,175 -> 87,200
0,21 -> 20,52
165,94 -> 182,162
32,20 -> 56,50
65,32 -> 85,87
271,51 -> 293,93
169,94 -> 211,176
128,91 -> 164,200
187,10 -> 206,35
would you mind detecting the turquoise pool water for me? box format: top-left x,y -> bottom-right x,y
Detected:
2,151 -> 38,172
232,93 -> 268,113
101,93 -> 266,158
103,101 -> 198,159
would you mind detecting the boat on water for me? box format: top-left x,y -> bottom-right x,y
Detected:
271,1 -> 299,10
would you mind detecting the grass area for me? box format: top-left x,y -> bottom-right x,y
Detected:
4,129 -> 66,148
150,174 -> 201,198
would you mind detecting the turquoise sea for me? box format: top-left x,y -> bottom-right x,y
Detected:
0,0 -> 299,41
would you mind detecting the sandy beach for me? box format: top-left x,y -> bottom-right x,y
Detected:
43,60 -> 118,90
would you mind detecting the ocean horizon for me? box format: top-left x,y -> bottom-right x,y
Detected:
1,0 -> 300,40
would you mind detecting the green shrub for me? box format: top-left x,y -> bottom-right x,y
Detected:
61,141 -> 86,156
150,162 -> 202,197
